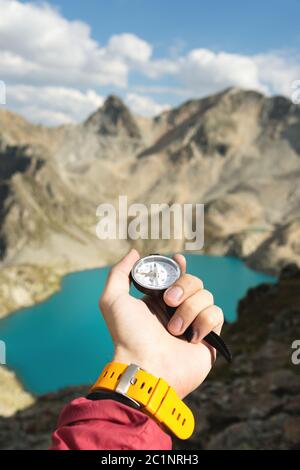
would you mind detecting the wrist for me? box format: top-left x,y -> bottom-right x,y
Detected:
113,347 -> 185,398
113,348 -> 163,385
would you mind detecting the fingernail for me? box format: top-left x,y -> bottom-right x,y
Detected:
168,316 -> 183,334
165,286 -> 183,303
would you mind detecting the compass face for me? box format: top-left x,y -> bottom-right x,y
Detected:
131,255 -> 181,292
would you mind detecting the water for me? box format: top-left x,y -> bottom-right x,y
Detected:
0,255 -> 275,395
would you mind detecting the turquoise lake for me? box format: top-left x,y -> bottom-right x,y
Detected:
0,255 -> 275,395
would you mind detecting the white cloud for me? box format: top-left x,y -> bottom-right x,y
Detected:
170,48 -> 300,99
6,85 -> 104,125
132,85 -> 189,96
0,0 -> 299,125
141,58 -> 179,79
176,49 -> 267,96
254,51 -> 300,96
125,93 -> 170,117
0,0 -> 150,88
107,34 -> 152,63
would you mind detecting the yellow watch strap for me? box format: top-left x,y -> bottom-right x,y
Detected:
91,362 -> 195,440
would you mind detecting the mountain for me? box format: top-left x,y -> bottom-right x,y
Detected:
0,87 -> 300,317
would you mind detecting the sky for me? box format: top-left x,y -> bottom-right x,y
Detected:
0,0 -> 299,125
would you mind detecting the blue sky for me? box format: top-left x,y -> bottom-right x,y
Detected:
0,0 -> 299,125
50,0 -> 300,55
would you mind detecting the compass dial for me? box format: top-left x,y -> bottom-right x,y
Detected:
131,255 -> 181,291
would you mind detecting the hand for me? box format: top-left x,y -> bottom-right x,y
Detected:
99,249 -> 224,398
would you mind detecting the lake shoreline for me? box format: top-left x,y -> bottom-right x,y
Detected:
0,261 -> 108,321
0,252 -> 277,321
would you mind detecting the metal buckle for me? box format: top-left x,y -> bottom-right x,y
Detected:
115,364 -> 141,407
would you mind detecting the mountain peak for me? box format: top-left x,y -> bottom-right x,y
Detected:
103,95 -> 126,111
85,95 -> 141,139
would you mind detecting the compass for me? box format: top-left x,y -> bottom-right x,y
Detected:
131,254 -> 181,295
131,254 -> 232,363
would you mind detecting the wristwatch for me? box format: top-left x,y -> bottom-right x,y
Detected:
90,361 -> 195,440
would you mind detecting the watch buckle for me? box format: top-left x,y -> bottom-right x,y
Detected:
115,363 -> 141,407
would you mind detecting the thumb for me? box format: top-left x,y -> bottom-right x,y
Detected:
101,249 -> 140,307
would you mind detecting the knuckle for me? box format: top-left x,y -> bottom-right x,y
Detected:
206,313 -> 216,328
202,289 -> 214,304
99,293 -> 108,310
206,305 -> 224,328
181,296 -> 197,318
214,305 -> 224,325
181,273 -> 203,290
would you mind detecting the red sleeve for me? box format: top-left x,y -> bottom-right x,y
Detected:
50,397 -> 172,450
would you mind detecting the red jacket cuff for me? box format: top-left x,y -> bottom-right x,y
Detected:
50,397 -> 172,450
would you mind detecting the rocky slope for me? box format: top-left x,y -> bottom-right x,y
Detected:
0,366 -> 34,417
0,266 -> 299,450
0,87 -> 300,318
